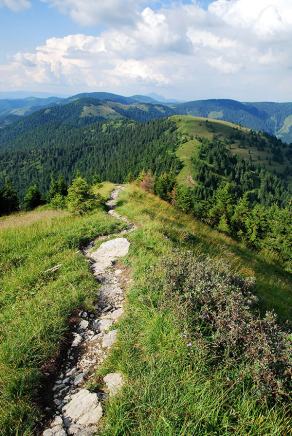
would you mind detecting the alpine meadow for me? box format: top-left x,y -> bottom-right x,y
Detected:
0,0 -> 291,435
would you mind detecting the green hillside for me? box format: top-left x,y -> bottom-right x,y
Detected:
0,118 -> 179,197
173,115 -> 292,186
173,99 -> 292,144
0,183 -> 290,434
2,94 -> 292,143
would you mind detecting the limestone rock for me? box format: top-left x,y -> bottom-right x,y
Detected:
63,389 -> 102,428
91,238 -> 130,275
79,320 -> 89,330
103,372 -> 124,396
102,330 -> 117,348
95,318 -> 113,332
72,333 -> 82,347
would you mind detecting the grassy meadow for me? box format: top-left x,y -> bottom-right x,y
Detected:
0,205 -> 125,435
172,115 -> 291,180
98,184 -> 291,435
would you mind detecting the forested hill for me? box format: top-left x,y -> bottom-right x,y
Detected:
2,93 -> 292,143
0,118 -> 180,196
0,98 -> 174,152
172,99 -> 292,144
0,111 -> 291,202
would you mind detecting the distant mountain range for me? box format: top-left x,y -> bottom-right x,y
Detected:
1,92 -> 292,143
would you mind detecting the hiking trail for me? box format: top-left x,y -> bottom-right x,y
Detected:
42,186 -> 134,436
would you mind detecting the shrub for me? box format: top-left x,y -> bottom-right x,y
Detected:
50,193 -> 66,210
163,252 -> 291,404
139,170 -> 155,193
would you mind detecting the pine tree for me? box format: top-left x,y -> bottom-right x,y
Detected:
0,181 -> 19,216
23,185 -> 42,211
66,176 -> 96,214
154,173 -> 175,201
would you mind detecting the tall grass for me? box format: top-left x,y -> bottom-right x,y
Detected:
0,208 -> 124,435
99,185 -> 291,435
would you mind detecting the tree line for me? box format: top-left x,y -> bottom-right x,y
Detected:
138,136 -> 291,272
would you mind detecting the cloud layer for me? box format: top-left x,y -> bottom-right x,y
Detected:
1,0 -> 292,100
0,0 -> 30,11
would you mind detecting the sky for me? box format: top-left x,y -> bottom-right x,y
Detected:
0,0 -> 292,101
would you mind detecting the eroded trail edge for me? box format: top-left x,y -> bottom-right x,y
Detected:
43,186 -> 134,436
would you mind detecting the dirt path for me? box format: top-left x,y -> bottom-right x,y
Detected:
42,186 -> 133,436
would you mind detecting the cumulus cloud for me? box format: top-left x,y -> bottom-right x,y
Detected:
1,0 -> 292,100
0,0 -> 30,11
210,0 -> 292,39
43,0 -> 146,26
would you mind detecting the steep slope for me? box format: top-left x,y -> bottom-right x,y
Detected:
0,93 -> 174,128
0,98 -> 174,152
0,113 -> 291,200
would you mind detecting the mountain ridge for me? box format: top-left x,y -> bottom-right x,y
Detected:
1,92 -> 292,142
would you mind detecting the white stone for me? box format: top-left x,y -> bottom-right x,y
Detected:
91,238 -> 130,275
107,308 -> 123,322
66,368 -> 77,377
79,320 -> 89,330
97,319 -> 113,332
72,333 -> 82,347
51,416 -> 63,427
73,373 -> 84,386
102,330 -> 117,348
103,372 -> 124,396
43,428 -> 66,436
63,389 -> 102,427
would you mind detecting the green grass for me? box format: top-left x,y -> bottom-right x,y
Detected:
171,115 -> 291,181
176,139 -> 199,186
0,207 -> 125,435
97,185 -> 291,435
93,181 -> 116,201
0,183 -> 290,434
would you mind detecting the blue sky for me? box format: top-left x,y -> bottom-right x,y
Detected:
0,0 -> 212,61
0,0 -> 292,101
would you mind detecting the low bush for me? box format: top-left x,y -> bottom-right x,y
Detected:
163,253 -> 291,404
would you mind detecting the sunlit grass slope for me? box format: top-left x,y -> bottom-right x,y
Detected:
0,207 -> 125,435
172,115 -> 291,183
99,184 -> 291,435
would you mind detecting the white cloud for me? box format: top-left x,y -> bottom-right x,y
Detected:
207,56 -> 242,74
43,0 -> 145,26
2,1 -> 292,100
209,0 -> 292,39
0,0 -> 30,11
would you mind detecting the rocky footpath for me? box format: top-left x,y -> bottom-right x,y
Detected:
42,187 -> 132,436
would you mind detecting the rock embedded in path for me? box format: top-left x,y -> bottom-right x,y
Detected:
90,238 -> 130,275
94,318 -> 113,332
62,389 -> 102,432
71,333 -> 82,347
79,319 -> 89,330
102,329 -> 118,348
103,372 -> 124,397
